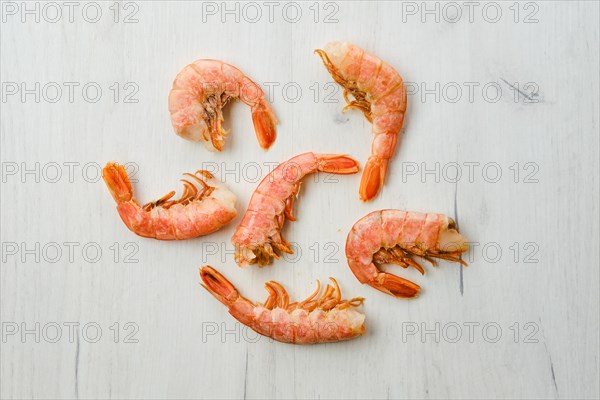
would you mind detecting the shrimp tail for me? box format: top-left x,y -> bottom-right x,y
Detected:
359,155 -> 387,201
315,154 -> 360,174
251,101 -> 278,150
102,162 -> 133,203
199,266 -> 240,306
370,271 -> 420,298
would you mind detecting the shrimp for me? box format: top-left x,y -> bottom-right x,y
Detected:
169,59 -> 278,152
102,162 -> 236,240
346,210 -> 469,298
199,266 -> 366,344
315,41 -> 407,201
232,152 -> 360,267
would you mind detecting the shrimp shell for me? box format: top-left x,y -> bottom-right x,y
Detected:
315,41 -> 407,201
346,210 -> 469,298
231,152 -> 360,267
169,59 -> 277,151
200,266 -> 366,344
102,162 -> 236,240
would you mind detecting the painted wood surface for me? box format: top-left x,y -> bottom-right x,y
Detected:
1,1 -> 598,399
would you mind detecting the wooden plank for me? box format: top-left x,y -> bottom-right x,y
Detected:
1,1 -> 598,398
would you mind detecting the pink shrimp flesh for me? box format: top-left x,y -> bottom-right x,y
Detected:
102,162 -> 236,240
346,210 -> 469,298
200,266 -> 366,344
316,41 -> 407,201
231,152 -> 359,267
169,59 -> 277,151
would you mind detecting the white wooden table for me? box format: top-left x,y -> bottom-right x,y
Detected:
1,1 -> 598,399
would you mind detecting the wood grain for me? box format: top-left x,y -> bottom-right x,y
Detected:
1,1 -> 598,399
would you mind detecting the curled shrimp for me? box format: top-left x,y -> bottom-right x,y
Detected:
232,152 -> 360,267
200,266 -> 366,344
102,162 -> 236,240
315,41 -> 407,201
169,59 -> 278,152
346,210 -> 469,298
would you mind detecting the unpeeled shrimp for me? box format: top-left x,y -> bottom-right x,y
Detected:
346,210 -> 469,298
102,162 -> 236,240
315,41 -> 407,201
200,266 -> 366,344
232,152 -> 360,267
169,59 -> 277,151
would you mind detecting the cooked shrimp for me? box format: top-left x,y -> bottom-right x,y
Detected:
346,210 -> 469,298
232,152 -> 359,267
315,41 -> 407,201
200,266 -> 366,344
169,59 -> 277,151
102,162 -> 236,240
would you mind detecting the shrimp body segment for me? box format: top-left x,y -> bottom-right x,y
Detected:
346,210 -> 469,298
200,266 -> 366,344
102,162 -> 237,240
315,42 -> 407,201
232,152 -> 360,267
169,59 -> 277,151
